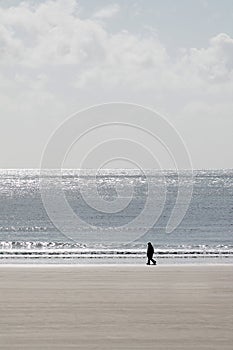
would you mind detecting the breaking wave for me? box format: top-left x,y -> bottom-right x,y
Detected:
1,241 -> 233,262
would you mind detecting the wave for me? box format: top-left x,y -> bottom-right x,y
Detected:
1,241 -> 233,260
0,226 -> 50,232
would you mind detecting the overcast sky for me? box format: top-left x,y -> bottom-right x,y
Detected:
0,0 -> 232,169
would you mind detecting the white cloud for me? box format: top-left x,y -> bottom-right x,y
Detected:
179,33 -> 233,83
93,4 -> 120,19
0,1 -> 232,167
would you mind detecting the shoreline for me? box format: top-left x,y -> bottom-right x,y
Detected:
0,262 -> 233,267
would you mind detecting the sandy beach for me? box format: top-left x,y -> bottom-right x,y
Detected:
0,265 -> 232,350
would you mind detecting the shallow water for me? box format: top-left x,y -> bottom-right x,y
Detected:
0,169 -> 232,263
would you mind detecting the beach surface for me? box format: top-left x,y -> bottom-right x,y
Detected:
0,265 -> 232,350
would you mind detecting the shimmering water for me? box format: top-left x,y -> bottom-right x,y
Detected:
0,169 -> 232,263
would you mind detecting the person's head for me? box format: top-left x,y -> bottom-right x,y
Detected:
148,242 -> 152,246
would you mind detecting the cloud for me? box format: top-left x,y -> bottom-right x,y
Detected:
179,33 -> 233,83
93,4 -> 120,19
0,0 -> 232,167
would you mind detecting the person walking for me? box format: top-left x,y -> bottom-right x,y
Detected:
146,242 -> 156,265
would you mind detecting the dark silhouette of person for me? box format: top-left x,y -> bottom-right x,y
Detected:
147,242 -> 156,265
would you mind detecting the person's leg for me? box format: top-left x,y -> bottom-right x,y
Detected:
151,258 -> 156,265
146,258 -> 150,265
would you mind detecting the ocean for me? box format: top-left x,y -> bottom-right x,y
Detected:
0,169 -> 232,264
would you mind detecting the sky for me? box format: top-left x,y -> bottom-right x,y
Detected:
0,0 -> 232,169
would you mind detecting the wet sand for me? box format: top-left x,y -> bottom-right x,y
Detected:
0,265 -> 232,349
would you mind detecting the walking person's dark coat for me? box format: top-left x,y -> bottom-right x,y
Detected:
147,242 -> 156,265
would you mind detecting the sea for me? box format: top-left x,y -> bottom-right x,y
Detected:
0,169 -> 232,264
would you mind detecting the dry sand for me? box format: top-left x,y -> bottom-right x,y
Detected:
0,265 -> 232,350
